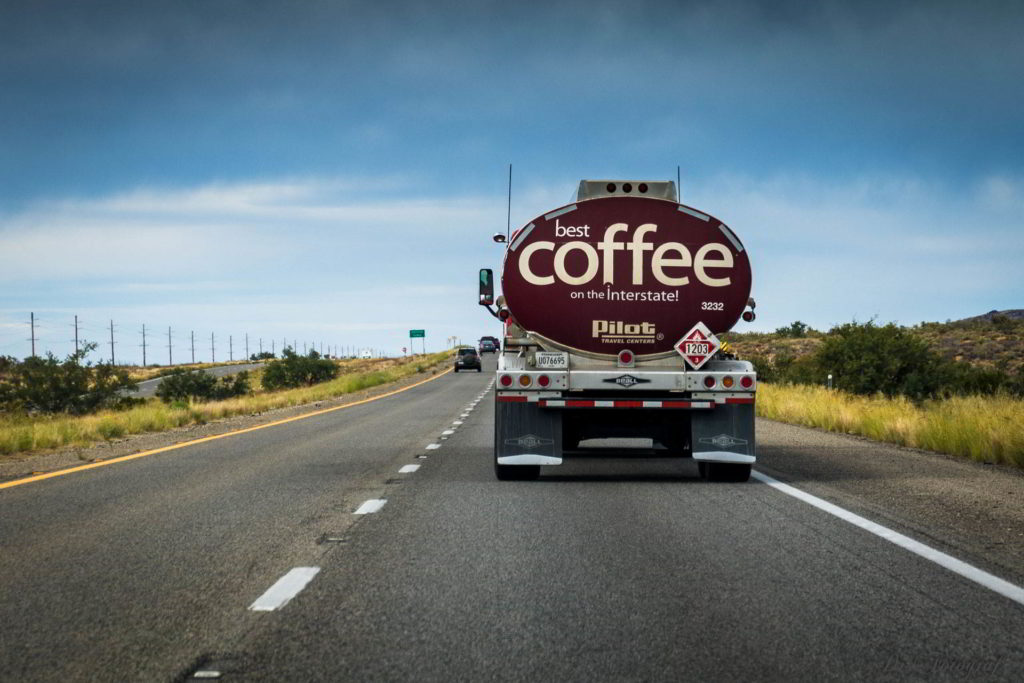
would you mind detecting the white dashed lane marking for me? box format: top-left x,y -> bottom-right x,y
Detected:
249,567 -> 321,612
399,464 -> 420,474
354,499 -> 387,515
425,443 -> 441,450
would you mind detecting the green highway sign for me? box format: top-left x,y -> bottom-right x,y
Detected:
409,329 -> 425,338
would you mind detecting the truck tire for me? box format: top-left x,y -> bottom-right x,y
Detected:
494,462 -> 541,481
700,462 -> 751,482
477,367 -> 482,372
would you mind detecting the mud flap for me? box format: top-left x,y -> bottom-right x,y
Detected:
691,403 -> 756,464
494,399 -> 563,465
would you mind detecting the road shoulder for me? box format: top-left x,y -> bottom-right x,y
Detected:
756,417 -> 1024,586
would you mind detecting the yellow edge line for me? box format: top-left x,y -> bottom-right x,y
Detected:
1,367 -> 454,491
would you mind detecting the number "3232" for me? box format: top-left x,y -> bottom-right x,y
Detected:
701,301 -> 724,311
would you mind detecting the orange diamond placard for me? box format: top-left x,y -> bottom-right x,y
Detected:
674,322 -> 720,370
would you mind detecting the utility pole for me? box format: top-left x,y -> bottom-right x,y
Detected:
73,315 -> 80,356
302,341 -> 306,355
211,332 -> 215,363
191,331 -> 196,364
320,341 -> 323,356
167,326 -> 173,366
29,312 -> 36,357
245,333 -> 249,360
271,339 -> 275,356
109,319 -> 116,364
141,324 -> 148,366
229,335 -> 233,362
259,337 -> 263,355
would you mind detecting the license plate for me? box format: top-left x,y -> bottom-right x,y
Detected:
535,352 -> 568,369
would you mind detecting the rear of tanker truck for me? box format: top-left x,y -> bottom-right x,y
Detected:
478,179 -> 757,482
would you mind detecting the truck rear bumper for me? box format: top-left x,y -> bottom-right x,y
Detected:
496,454 -> 563,466
692,451 -> 755,464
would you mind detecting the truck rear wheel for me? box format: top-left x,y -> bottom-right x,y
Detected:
700,462 -> 751,482
495,463 -> 540,481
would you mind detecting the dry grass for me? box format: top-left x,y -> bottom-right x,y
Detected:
0,352 -> 450,457
757,383 -> 1024,468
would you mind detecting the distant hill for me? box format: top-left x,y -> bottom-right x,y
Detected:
725,310 -> 1024,376
957,309 -> 1024,323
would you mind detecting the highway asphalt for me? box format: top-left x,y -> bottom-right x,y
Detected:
1,355 -> 1022,681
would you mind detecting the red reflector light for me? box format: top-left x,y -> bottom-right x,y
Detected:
537,374 -> 550,387
722,376 -> 734,388
498,308 -> 510,321
518,374 -> 532,387
618,350 -> 633,364
703,376 -> 716,388
499,374 -> 513,387
740,376 -> 754,389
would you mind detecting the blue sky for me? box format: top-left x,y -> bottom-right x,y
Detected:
1,0 -> 1022,363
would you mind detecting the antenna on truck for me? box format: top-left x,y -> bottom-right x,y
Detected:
676,165 -> 681,202
506,163 -> 512,242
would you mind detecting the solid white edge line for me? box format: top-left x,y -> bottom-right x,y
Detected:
249,567 -> 321,611
751,471 -> 1024,607
354,499 -> 387,515
399,464 -> 420,473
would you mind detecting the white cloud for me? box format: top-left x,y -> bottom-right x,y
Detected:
0,176 -> 499,284
3,172 -> 1020,362
685,172 -> 1023,330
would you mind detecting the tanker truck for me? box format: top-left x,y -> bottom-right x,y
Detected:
478,179 -> 757,482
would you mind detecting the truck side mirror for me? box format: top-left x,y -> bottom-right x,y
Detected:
479,268 -> 494,306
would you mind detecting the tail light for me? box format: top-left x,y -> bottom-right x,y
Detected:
703,376 -> 716,388
498,308 -> 511,321
518,374 -> 532,387
499,374 -> 513,387
740,376 -> 754,389
537,374 -> 550,387
722,376 -> 734,388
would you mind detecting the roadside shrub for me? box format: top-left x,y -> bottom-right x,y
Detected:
250,351 -> 275,360
762,320 -> 1023,400
261,349 -> 339,390
155,369 -> 250,403
774,320 -> 812,338
0,342 -> 139,415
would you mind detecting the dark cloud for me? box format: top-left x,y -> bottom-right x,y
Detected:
1,0 -> 1022,205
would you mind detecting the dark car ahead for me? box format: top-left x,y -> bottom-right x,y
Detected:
480,335 -> 500,351
479,339 -> 496,353
454,347 -> 481,372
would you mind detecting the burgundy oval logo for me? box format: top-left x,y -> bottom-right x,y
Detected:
501,196 -> 752,357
